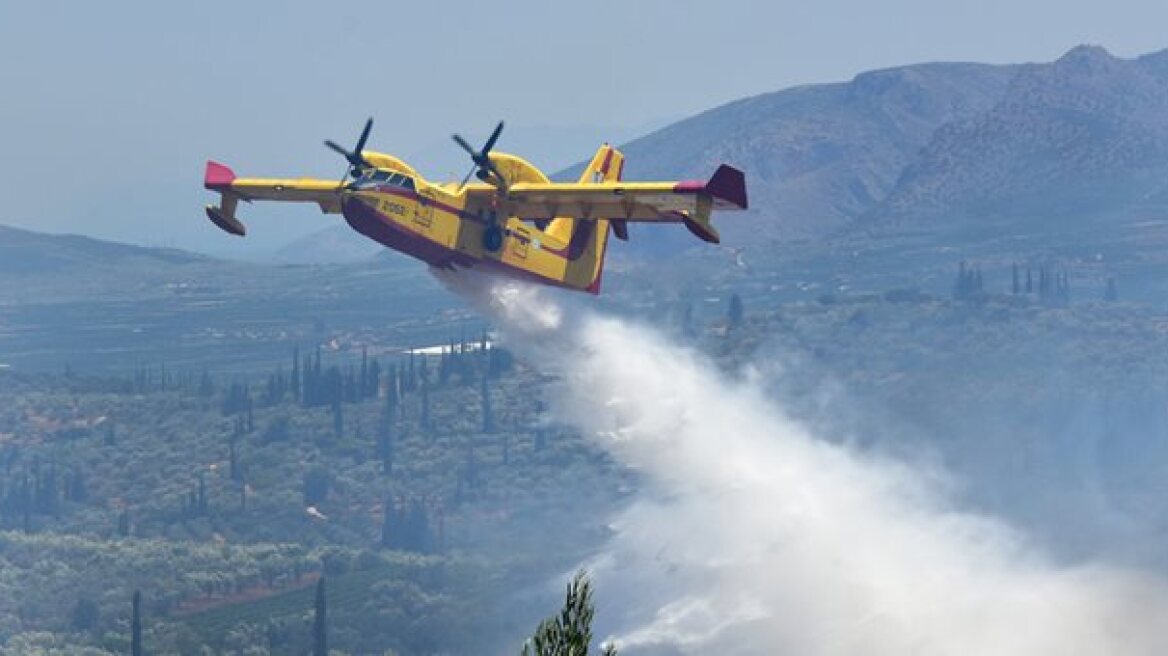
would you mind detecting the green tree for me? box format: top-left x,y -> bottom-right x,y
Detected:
70,596 -> 99,631
303,466 -> 331,506
331,397 -> 343,439
481,372 -> 495,433
117,509 -> 131,537
727,293 -> 744,328
313,577 -> 328,656
131,589 -> 143,656
377,404 -> 395,475
291,346 -> 301,403
521,570 -> 616,656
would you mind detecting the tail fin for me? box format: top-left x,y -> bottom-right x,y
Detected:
554,144 -> 623,294
544,144 -> 623,242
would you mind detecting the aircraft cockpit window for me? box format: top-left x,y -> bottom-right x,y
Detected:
370,171 -> 391,183
387,173 -> 403,186
399,176 -> 415,191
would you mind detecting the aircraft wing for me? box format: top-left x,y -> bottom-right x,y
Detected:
470,165 -> 747,243
203,161 -> 343,235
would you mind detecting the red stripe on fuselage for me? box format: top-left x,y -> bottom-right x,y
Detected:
342,194 -> 594,293
342,197 -> 464,267
367,185 -> 482,223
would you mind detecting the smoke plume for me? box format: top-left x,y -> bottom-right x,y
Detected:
443,272 -> 1168,655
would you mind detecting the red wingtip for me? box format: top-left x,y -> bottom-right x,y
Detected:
204,160 -> 236,190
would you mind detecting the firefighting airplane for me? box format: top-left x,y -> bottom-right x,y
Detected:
203,119 -> 747,294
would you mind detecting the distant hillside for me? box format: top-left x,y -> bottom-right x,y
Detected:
0,224 -> 208,274
562,61 -> 1015,252
272,224 -> 381,265
871,46 -> 1168,232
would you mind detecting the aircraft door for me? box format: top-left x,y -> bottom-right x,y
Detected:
414,191 -> 434,229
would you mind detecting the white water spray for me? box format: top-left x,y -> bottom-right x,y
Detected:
444,273 -> 1168,654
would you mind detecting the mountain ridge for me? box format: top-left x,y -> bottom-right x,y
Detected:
559,59 -> 1017,252
869,45 -> 1168,233
0,223 -> 211,274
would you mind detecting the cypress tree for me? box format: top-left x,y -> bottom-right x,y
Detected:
377,409 -> 394,475
301,354 -> 313,406
332,398 -> 343,439
727,293 -> 744,327
131,590 -> 143,656
117,509 -> 131,537
197,472 -> 207,514
245,393 -> 254,432
291,347 -> 301,403
313,577 -> 327,656
198,370 -> 214,398
360,348 -> 369,399
21,472 -> 30,534
420,377 -> 431,435
381,498 -> 397,548
481,372 -> 494,433
229,433 -> 240,482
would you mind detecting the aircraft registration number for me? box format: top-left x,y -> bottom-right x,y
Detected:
381,201 -> 409,217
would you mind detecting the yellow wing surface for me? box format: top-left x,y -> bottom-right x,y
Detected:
203,161 -> 342,235
466,164 -> 748,243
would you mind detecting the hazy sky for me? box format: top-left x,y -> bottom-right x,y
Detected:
2,0 -> 1166,257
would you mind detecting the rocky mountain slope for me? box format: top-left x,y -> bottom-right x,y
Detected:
870,46 -> 1168,233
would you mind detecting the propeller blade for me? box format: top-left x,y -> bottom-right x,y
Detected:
355,117 -> 373,152
452,133 -> 477,158
459,165 -> 476,190
452,121 -> 508,192
324,140 -> 348,157
482,120 -> 504,153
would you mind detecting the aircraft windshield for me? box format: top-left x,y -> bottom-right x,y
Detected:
363,170 -> 415,190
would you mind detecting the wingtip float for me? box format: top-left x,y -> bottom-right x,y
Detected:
202,120 -> 747,294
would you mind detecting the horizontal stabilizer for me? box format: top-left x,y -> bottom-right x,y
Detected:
674,164 -> 748,210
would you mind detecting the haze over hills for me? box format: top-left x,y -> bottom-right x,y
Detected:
0,224 -> 208,274
871,45 -> 1168,233
584,61 -> 1015,249
572,44 -> 1168,257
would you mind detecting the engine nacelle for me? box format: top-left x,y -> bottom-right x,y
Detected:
486,152 -> 551,186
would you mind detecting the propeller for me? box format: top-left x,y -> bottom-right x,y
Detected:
325,117 -> 374,180
452,120 -> 507,191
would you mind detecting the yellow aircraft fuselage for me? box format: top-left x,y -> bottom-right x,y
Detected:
205,140 -> 746,294
339,149 -> 617,294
